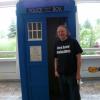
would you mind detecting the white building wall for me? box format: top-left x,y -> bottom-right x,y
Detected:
0,56 -> 100,80
0,59 -> 19,80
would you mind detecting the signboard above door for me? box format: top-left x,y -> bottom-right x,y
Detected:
27,6 -> 64,13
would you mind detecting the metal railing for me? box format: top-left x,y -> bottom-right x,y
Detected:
0,51 -> 16,60
0,48 -> 100,59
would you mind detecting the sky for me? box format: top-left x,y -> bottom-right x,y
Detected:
77,3 -> 100,25
0,0 -> 9,1
0,7 -> 16,34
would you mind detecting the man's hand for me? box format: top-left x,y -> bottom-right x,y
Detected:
76,53 -> 81,81
55,71 -> 59,77
76,72 -> 81,80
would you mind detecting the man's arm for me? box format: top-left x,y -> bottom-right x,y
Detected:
76,53 -> 82,80
54,58 -> 59,77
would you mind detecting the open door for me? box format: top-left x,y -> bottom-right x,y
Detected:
47,17 -> 66,100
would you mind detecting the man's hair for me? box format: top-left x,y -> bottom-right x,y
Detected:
57,25 -> 67,30
57,24 -> 70,36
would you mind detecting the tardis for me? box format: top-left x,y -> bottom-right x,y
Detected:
16,0 -> 77,100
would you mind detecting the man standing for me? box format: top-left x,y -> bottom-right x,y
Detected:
54,25 -> 83,100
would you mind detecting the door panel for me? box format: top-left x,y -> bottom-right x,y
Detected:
47,17 -> 67,100
24,16 -> 49,100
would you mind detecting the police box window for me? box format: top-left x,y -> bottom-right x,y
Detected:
27,22 -> 42,41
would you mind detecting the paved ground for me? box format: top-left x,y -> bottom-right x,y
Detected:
0,80 -> 100,100
80,79 -> 100,100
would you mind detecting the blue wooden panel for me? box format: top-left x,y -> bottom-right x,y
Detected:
19,0 -> 75,11
16,0 -> 76,100
30,64 -> 49,100
23,17 -> 49,100
16,0 -> 76,14
17,15 -> 30,100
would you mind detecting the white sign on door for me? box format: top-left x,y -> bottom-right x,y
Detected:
30,46 -> 42,62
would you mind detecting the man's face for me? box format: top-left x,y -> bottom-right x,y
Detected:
57,26 -> 68,40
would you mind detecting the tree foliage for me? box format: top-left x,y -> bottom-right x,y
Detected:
94,19 -> 100,40
8,21 -> 16,38
80,20 -> 98,48
83,20 -> 92,29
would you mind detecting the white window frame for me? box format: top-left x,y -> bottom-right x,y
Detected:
0,0 -> 17,59
0,0 -> 100,58
0,0 -> 17,7
76,1 -> 100,58
78,0 -> 100,3
27,22 -> 42,41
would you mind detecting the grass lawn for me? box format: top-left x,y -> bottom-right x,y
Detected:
0,38 -> 16,58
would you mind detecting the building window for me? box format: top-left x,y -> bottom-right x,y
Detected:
77,3 -> 100,55
27,22 -> 42,41
0,5 -> 16,58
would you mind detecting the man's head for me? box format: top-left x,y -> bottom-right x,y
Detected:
57,25 -> 69,41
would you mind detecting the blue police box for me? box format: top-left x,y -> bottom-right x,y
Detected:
16,0 -> 77,100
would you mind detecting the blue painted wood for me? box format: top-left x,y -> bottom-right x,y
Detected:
16,0 -> 76,100
17,15 -> 30,100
